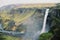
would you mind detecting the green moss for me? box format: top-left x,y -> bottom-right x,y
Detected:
38,33 -> 53,40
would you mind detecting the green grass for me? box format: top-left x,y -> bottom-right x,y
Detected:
3,35 -> 22,40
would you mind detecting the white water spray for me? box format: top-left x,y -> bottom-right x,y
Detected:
40,9 -> 49,34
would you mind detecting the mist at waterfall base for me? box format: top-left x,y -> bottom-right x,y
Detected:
21,9 -> 50,40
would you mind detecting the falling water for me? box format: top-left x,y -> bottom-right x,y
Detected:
40,9 -> 49,34
32,9 -> 50,40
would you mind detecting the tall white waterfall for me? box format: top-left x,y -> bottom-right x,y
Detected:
32,9 -> 50,40
40,9 -> 49,34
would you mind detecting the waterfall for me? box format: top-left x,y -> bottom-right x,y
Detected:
40,9 -> 49,34
32,9 -> 49,40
